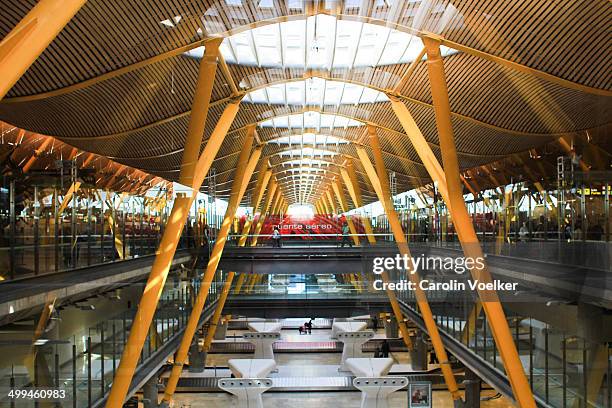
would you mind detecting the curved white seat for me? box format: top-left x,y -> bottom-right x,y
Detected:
218,378 -> 273,408
243,332 -> 281,360
228,359 -> 277,378
331,320 -> 367,339
248,322 -> 282,333
353,377 -> 408,408
345,358 -> 394,377
337,331 -> 374,371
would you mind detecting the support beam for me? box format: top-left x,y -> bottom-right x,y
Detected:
24,298 -> 56,381
201,271 -> 235,353
325,189 -> 337,214
358,132 -> 461,401
388,99 -> 450,206
332,179 -> 359,246
233,274 -> 247,294
341,162 -> 376,244
22,137 -> 53,173
320,195 -> 331,214
105,102 -> 240,408
238,168 -> 271,247
179,39 -> 222,187
161,141 -> 261,406
422,36 -> 536,408
57,182 -> 81,214
251,179 -> 278,246
0,0 -> 86,101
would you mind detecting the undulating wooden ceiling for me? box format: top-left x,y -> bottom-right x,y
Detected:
0,0 -> 610,207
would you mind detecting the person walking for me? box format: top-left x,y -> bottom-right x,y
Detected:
380,339 -> 390,358
341,222 -> 352,247
272,226 -> 282,247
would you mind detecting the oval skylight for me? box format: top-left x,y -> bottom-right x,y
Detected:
186,14 -> 457,69
277,148 -> 337,157
243,78 -> 389,106
259,112 -> 362,129
270,133 -> 349,145
281,158 -> 332,167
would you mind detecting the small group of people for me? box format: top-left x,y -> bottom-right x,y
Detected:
298,318 -> 314,335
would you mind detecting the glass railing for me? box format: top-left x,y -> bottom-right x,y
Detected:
398,285 -> 612,408
225,233 -> 611,272
0,274 -> 222,408
234,274 -> 385,299
0,231 -> 197,281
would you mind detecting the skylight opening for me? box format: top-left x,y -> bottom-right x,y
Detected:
259,112 -> 363,130
243,78 -> 389,106
282,158 -> 331,166
212,14 -> 458,69
277,148 -> 337,157
270,133 -> 349,145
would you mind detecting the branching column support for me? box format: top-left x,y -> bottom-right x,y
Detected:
162,130 -> 261,406
23,137 -> 53,173
332,179 -> 359,246
325,189 -> 337,214
341,160 -> 376,244
0,0 -> 86,101
320,195 -> 331,215
105,100 -> 240,408
315,201 -> 323,215
251,179 -> 278,247
201,131 -> 266,358
239,168 -> 272,247
232,167 -> 272,294
421,35 -> 536,408
357,126 -> 461,401
179,38 -> 222,187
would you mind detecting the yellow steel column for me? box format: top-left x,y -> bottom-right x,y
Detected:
251,179 -> 278,246
315,201 -> 323,215
341,161 -> 376,244
23,137 -> 53,173
200,131 -> 268,351
269,188 -> 282,216
179,39 -> 222,187
233,166 -> 271,294
200,270 -> 235,351
105,102 -> 240,408
0,0 -> 86,100
232,273 -> 247,294
247,181 -> 279,292
422,36 -> 536,407
320,195 -> 331,215
239,169 -> 272,246
388,100 -> 450,205
57,182 -> 81,214
332,179 -> 359,246
357,129 -> 461,401
162,141 -> 261,405
325,189 -> 337,214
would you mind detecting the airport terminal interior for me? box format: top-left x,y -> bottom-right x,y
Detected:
0,1 -> 610,407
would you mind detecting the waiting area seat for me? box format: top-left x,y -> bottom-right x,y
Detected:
345,357 -> 394,377
331,319 -> 367,339
218,378 -> 273,408
244,321 -> 282,360
337,331 -> 375,371
352,377 -> 408,408
228,359 -> 277,378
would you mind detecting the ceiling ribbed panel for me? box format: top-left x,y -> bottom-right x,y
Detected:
0,1 -> 609,205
